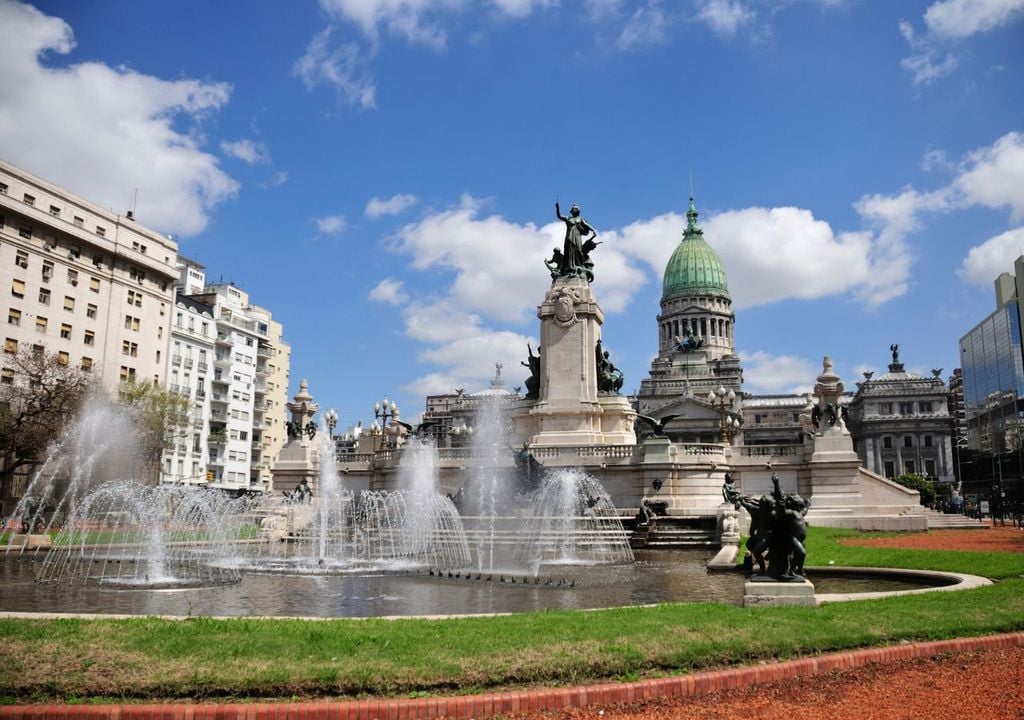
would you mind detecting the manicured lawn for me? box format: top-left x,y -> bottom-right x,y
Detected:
2,526 -> 1022,703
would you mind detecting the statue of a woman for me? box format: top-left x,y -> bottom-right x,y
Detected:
555,202 -> 597,279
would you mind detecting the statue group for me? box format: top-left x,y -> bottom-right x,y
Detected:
546,202 -> 601,281
595,339 -> 624,394
723,473 -> 810,581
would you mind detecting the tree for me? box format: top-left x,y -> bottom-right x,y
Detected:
117,381 -> 192,483
0,347 -> 89,513
892,472 -> 935,506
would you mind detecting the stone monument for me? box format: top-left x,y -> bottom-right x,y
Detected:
271,379 -> 321,495
511,202 -> 636,449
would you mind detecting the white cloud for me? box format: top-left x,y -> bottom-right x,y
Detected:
315,215 -> 347,235
924,0 -> 1024,38
617,1 -> 668,49
958,227 -> 1024,286
898,18 -> 959,85
366,193 -> 419,218
921,148 -> 955,173
955,131 -> 1024,219
220,139 -> 271,165
696,0 -> 755,36
368,277 -> 410,305
740,351 -> 817,395
417,330 -> 534,384
260,170 -> 290,188
0,1 -> 238,237
294,27 -> 377,108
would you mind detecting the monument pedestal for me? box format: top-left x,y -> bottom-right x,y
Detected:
512,276 -> 636,447
743,577 -> 816,607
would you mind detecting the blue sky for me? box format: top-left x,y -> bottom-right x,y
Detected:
2,0 -> 1024,430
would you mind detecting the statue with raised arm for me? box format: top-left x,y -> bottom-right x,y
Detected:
554,201 -> 599,281
890,343 -> 900,365
724,473 -> 811,581
521,343 -> 541,400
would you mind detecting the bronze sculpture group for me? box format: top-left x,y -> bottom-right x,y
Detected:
548,202 -> 600,281
723,473 -> 810,581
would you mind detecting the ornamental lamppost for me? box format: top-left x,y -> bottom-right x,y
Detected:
707,385 -> 741,444
324,408 -> 338,440
371,397 -> 399,450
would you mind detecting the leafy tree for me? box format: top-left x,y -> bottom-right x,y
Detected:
117,381 -> 191,483
0,347 -> 89,512
892,472 -> 935,506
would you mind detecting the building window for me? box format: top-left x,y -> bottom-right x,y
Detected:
35,316 -> 47,333
899,402 -> 914,415
883,436 -> 893,449
0,182 -> 7,195
67,269 -> 78,285
57,351 -> 69,365
884,461 -> 895,478
11,279 -> 25,298
122,340 -> 138,357
878,402 -> 892,415
38,288 -> 50,305
60,323 -> 71,339
4,338 -> 16,354
73,216 -> 83,228
15,250 -> 28,269
903,435 -> 913,448
41,261 -> 53,281
125,315 -> 140,331
63,296 -> 74,311
89,277 -> 100,293
23,194 -> 34,207
120,366 -> 136,382
919,401 -> 933,413
925,459 -> 936,477
127,289 -> 142,307
86,303 -> 97,319
81,356 -> 92,371
8,308 -> 21,326
84,330 -> 94,346
96,226 -> 106,237
92,254 -> 103,268
18,225 -> 31,240
0,368 -> 13,385
905,459 -> 916,474
49,205 -> 60,217
129,267 -> 145,283
924,435 -> 933,447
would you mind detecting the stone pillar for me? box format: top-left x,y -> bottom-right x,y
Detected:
271,379 -> 321,495
511,276 -> 636,447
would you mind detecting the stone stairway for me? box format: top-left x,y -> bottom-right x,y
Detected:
627,515 -> 719,549
924,510 -> 989,530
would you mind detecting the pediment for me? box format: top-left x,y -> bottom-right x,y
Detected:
641,396 -> 720,421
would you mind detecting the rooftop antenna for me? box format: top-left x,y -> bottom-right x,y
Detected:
688,169 -> 694,201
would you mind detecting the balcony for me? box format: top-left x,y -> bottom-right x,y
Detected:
183,358 -> 194,369
197,362 -> 209,373
171,354 -> 182,366
257,346 -> 273,359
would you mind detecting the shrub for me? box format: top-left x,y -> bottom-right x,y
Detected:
893,473 -> 935,505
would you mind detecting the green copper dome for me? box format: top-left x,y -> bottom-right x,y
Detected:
662,195 -> 730,301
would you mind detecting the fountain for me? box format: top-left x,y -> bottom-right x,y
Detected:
36,481 -> 247,588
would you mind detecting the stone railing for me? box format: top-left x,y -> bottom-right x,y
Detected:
529,445 -> 639,462
336,453 -> 375,465
676,443 -> 727,457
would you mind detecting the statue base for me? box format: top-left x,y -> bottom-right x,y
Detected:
743,577 -> 816,607
511,395 -> 636,448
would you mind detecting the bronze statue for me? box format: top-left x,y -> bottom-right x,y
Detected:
726,473 -> 811,581
554,202 -> 599,281
521,343 -> 541,400
890,343 -> 900,364
674,328 -> 704,352
595,340 -> 624,394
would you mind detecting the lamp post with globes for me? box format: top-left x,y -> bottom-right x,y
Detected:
370,397 -> 399,451
707,385 -> 741,444
324,408 -> 338,440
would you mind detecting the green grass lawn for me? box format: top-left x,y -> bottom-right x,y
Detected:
2,526 -> 1022,703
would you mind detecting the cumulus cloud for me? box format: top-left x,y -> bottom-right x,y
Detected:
924,0 -> 1024,38
955,131 -> 1024,219
696,0 -> 755,35
366,193 -> 419,218
368,277 -> 410,305
740,351 -> 817,395
220,139 -> 271,165
899,0 -> 1024,84
294,27 -> 377,108
0,1 -> 237,237
315,214 -> 347,235
959,227 -> 1024,286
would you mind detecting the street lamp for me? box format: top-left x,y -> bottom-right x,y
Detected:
707,385 -> 741,444
324,408 -> 338,440
371,397 -> 400,450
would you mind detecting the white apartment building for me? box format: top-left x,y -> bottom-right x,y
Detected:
0,159 -> 178,390
161,275 -> 289,495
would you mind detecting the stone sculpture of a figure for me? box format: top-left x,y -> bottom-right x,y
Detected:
521,343 -> 541,400
890,343 -> 900,364
554,202 -> 599,281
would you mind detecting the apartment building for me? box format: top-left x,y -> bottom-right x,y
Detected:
163,275 -> 289,495
0,160 -> 178,391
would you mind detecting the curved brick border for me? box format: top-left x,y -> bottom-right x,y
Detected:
3,632 -> 1022,720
